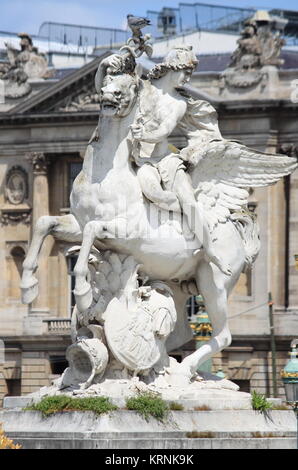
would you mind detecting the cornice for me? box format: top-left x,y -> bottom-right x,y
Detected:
218,99 -> 298,113
0,110 -> 99,126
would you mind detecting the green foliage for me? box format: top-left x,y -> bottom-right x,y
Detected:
25,395 -> 118,417
126,393 -> 169,422
251,391 -> 273,412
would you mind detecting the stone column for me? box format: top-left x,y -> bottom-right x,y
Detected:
266,133 -> 286,308
27,152 -> 52,316
280,144 -> 298,309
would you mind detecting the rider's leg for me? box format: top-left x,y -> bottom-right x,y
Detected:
137,163 -> 180,211
173,170 -> 232,276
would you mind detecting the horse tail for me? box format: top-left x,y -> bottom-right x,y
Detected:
230,209 -> 261,266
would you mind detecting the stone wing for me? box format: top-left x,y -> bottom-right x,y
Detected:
190,140 -> 297,226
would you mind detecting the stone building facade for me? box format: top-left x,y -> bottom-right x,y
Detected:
0,45 -> 297,404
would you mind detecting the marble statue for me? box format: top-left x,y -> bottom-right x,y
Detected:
21,20 -> 297,396
221,10 -> 287,89
0,33 -> 52,99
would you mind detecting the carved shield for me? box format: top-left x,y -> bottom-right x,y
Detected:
104,297 -> 161,373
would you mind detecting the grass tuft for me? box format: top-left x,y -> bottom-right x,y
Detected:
251,391 -> 273,413
126,392 -> 169,422
169,401 -> 184,411
25,395 -> 117,417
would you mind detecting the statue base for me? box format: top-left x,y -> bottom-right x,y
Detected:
2,370 -> 296,449
0,407 -> 296,449
12,370 -> 254,410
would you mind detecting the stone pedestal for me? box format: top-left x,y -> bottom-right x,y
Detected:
0,408 -> 296,449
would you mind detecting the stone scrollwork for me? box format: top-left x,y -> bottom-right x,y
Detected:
26,152 -> 50,175
0,209 -> 31,226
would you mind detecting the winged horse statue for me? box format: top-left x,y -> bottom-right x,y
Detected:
20,33 -> 297,390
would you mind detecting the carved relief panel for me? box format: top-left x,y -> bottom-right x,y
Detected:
5,166 -> 28,205
1,165 -> 31,225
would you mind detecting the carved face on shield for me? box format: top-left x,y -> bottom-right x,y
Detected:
100,73 -> 139,118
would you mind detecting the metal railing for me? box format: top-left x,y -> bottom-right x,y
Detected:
146,2 -> 298,45
38,22 -> 130,51
147,2 -> 255,38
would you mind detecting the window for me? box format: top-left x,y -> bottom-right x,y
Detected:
7,246 -> 25,300
68,162 -> 82,197
5,379 -> 21,397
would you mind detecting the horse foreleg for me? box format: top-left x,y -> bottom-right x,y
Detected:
73,220 -> 105,312
21,214 -> 82,304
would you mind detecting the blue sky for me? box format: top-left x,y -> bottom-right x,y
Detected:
0,0 -> 297,35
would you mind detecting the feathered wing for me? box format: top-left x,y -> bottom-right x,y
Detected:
190,139 -> 297,228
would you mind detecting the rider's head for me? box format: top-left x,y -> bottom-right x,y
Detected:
18,32 -> 33,51
147,45 -> 198,86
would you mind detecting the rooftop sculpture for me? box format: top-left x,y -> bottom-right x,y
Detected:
221,10 -> 287,89
20,17 -> 297,399
0,33 -> 52,99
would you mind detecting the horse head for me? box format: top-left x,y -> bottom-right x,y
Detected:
99,72 -> 140,118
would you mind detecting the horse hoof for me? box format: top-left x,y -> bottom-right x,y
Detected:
20,280 -> 39,304
74,283 -> 93,312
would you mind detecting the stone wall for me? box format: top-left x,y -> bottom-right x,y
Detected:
21,353 -> 51,395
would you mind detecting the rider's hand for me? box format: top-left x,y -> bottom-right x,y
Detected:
102,54 -> 122,73
130,124 -> 144,141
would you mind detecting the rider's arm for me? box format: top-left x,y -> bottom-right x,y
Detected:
132,105 -> 185,143
141,119 -> 176,143
94,54 -> 122,94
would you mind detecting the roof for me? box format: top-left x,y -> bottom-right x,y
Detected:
152,50 -> 298,72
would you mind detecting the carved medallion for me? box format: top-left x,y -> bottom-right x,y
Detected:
5,166 -> 28,205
